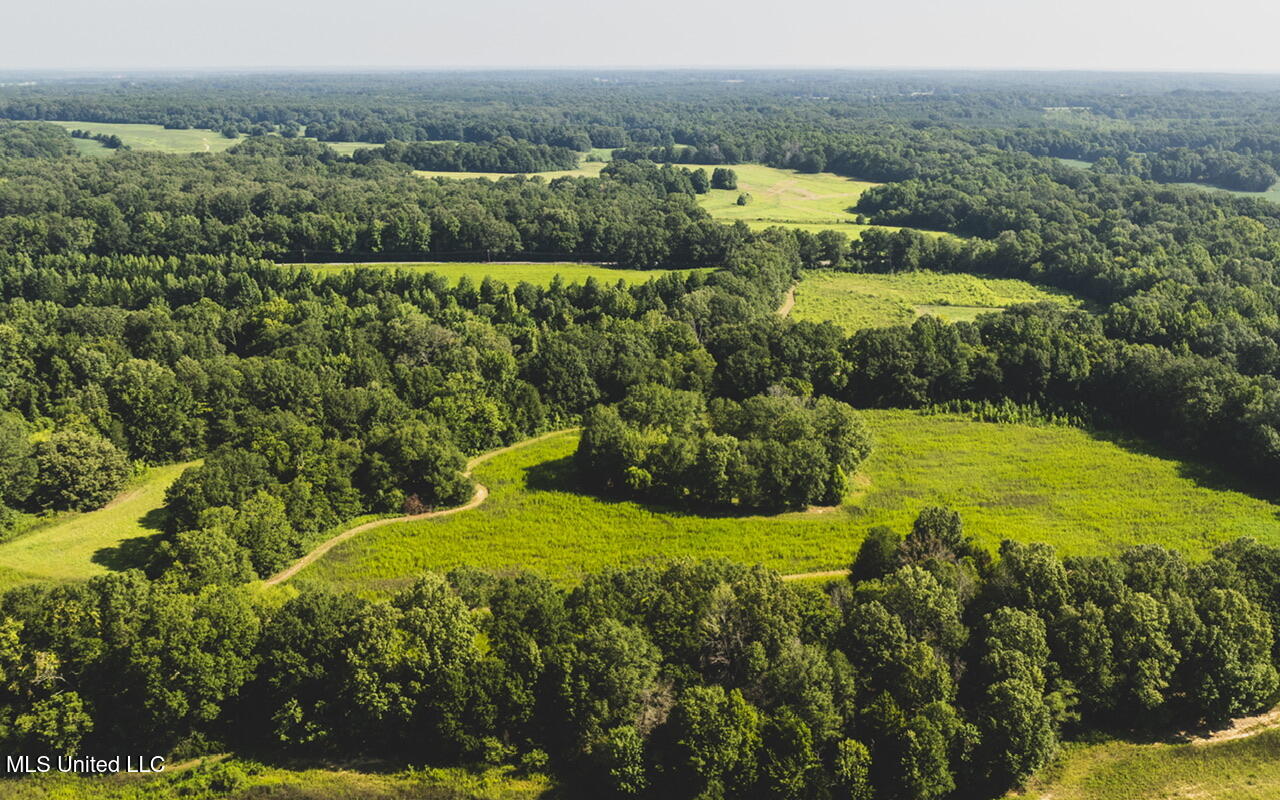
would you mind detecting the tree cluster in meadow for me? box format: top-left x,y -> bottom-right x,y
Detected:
3,511 -> 1279,800
577,385 -> 872,510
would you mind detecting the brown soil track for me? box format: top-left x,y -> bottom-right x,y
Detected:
263,428 -> 578,586
776,284 -> 797,316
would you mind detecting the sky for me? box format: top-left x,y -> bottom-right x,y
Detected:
5,0 -> 1280,73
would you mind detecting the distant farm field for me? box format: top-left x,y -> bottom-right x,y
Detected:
692,163 -> 879,222
297,411 -> 1280,595
1013,725 -> 1280,800
50,121 -> 244,154
1174,181 -> 1280,205
300,261 -> 705,285
791,270 -> 1083,328
0,461 -> 196,590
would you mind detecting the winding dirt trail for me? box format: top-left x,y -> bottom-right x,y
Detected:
264,428 -> 577,586
776,284 -> 797,317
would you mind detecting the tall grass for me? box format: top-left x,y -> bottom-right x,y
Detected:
300,411 -> 1280,595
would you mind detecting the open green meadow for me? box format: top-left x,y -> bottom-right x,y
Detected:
693,163 -> 879,222
1013,727 -> 1280,800
50,121 -> 245,154
297,410 -> 1280,595
299,261 -> 704,285
0,461 -> 195,589
791,270 -> 1084,328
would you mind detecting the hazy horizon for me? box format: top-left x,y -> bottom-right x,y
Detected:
7,0 -> 1280,73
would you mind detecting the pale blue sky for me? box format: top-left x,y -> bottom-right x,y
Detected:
6,0 -> 1280,72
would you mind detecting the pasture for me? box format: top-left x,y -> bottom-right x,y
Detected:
299,261 -> 704,285
51,121 -> 244,154
1013,725 -> 1280,800
791,270 -> 1083,328
0,461 -> 195,589
693,163 -> 880,223
297,410 -> 1280,595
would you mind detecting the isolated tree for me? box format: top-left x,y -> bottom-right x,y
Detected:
711,168 -> 738,190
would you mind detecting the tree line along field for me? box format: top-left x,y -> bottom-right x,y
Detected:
293,410 -> 1280,596
789,270 -> 1085,327
297,261 -> 702,285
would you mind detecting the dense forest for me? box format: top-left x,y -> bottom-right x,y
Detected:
3,71 -> 1280,798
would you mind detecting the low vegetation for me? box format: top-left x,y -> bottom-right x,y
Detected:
50,121 -> 245,154
0,761 -> 553,800
299,261 -> 700,285
0,460 -> 194,589
790,270 -> 1083,328
1012,726 -> 1280,800
300,410 -> 1280,594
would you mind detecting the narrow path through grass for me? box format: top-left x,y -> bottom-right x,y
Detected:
265,429 -> 579,585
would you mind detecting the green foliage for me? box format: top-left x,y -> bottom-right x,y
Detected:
29,431 -> 131,512
578,385 -> 872,510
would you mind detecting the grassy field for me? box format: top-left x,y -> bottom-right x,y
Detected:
693,163 -> 879,223
1014,728 -> 1280,800
1174,181 -> 1280,205
298,261 -> 705,285
791,270 -> 1083,328
50,121 -> 244,154
0,761 -> 551,800
0,461 -> 195,589
297,411 -> 1280,595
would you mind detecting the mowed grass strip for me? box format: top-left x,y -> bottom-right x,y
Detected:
791,270 -> 1083,329
50,121 -> 244,154
298,262 -> 706,286
0,460 -> 196,588
1012,729 -> 1280,800
300,411 -> 1280,596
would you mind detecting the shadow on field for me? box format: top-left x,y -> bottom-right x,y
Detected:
1086,427 -> 1280,507
90,507 -> 170,572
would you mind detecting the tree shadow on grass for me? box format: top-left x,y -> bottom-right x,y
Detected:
1085,426 -> 1280,508
90,506 -> 170,573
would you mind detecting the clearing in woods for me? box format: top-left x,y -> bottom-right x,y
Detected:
297,261 -> 708,286
791,270 -> 1084,328
296,410 -> 1280,596
1010,714 -> 1280,800
51,121 -> 245,154
0,461 -> 197,589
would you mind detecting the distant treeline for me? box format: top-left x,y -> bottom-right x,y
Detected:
351,136 -> 580,173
